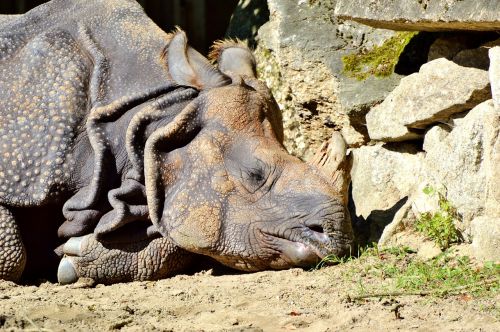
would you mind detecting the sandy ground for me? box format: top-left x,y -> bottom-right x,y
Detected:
0,264 -> 498,332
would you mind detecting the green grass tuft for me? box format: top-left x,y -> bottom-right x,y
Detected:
323,245 -> 499,300
416,186 -> 462,250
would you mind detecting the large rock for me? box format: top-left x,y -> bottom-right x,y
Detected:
450,38 -> 500,70
422,100 -> 500,235
334,0 -> 500,31
427,34 -> 500,67
427,35 -> 474,62
489,46 -> 500,110
373,100 -> 499,260
351,143 -> 424,219
452,48 -> 490,70
252,0 -> 401,159
366,58 -> 491,142
470,216 -> 500,262
350,143 -> 425,244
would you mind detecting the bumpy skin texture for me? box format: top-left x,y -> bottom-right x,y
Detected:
0,0 -> 354,284
0,0 -> 192,282
0,206 -> 26,281
59,234 -> 193,284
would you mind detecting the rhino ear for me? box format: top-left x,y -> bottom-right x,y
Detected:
209,40 -> 257,78
143,100 -> 201,236
167,29 -> 230,89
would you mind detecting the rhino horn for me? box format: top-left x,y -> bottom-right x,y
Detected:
308,131 -> 351,206
166,29 -> 230,89
209,39 -> 257,78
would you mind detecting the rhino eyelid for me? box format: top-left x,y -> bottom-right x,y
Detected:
240,164 -> 268,193
246,166 -> 265,184
252,164 -> 273,190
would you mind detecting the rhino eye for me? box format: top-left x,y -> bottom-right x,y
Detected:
248,168 -> 265,184
242,161 -> 269,193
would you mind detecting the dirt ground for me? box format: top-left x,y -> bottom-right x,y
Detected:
0,263 -> 498,332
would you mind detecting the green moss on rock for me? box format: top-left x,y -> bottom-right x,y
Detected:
342,31 -> 418,80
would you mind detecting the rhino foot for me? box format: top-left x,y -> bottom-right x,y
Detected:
57,234 -> 193,285
0,205 -> 26,282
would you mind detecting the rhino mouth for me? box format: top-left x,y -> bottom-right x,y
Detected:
259,222 -> 352,268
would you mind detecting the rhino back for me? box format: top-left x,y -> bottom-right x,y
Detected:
0,15 -> 20,27
0,27 -> 93,206
0,0 -> 175,207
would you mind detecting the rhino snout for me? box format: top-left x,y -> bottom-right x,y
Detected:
262,225 -> 333,267
305,221 -> 354,257
258,208 -> 354,268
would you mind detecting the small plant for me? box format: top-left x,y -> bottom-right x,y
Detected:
389,254 -> 499,296
314,247 -> 357,269
314,244 -> 413,270
415,186 -> 462,249
314,254 -> 345,269
342,31 -> 417,80
336,246 -> 500,300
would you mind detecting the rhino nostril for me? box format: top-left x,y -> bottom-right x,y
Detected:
309,225 -> 324,233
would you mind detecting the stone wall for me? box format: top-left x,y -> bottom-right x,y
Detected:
252,0 -> 401,159
336,0 -> 500,261
334,0 -> 500,31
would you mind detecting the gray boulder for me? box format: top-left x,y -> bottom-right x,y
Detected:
427,35 -> 474,62
471,217 -> 500,262
334,0 -> 500,31
372,100 -> 499,262
366,58 -> 491,142
452,48 -> 490,70
451,38 -> 500,70
422,100 -> 500,235
351,143 -> 424,219
489,46 -> 500,110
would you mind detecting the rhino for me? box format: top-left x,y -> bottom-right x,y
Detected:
0,0 -> 354,284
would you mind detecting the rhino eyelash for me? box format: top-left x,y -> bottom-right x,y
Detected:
240,166 -> 268,193
251,165 -> 272,188
248,168 -> 264,183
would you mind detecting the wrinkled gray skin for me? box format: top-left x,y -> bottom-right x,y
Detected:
0,0 -> 354,284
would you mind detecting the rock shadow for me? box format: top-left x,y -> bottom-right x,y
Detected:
348,185 -> 408,248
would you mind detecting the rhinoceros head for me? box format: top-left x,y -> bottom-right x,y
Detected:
144,31 -> 354,271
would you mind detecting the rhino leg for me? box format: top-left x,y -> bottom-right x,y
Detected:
0,205 -> 26,282
57,233 -> 193,284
